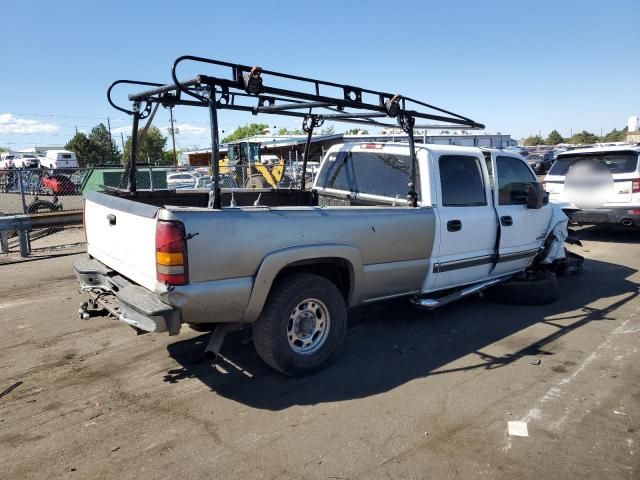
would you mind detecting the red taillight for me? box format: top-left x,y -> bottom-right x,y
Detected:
632,178 -> 640,194
156,221 -> 189,286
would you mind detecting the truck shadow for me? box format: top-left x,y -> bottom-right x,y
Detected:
573,224 -> 640,244
164,256 -> 637,410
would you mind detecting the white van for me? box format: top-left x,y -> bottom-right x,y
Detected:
544,145 -> 640,227
40,150 -> 79,169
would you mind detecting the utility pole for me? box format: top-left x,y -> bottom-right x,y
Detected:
169,107 -> 177,165
75,126 -> 78,135
120,132 -> 125,153
107,117 -> 113,144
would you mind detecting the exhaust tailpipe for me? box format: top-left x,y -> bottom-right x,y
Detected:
621,218 -> 633,227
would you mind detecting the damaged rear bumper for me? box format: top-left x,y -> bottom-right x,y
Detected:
74,256 -> 181,334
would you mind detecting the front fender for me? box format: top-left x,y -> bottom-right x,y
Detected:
243,243 -> 363,323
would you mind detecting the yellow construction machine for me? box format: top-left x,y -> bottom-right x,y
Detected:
222,141 -> 286,188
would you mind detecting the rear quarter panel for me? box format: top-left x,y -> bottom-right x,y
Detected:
165,206 -> 436,303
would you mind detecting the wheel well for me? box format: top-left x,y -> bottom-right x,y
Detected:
275,258 -> 352,302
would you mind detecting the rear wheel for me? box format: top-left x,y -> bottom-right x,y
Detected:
252,273 -> 347,376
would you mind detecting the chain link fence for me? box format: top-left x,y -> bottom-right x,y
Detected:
0,168 -> 86,263
0,159 -> 321,263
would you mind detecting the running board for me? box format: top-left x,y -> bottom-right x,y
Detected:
410,276 -> 511,310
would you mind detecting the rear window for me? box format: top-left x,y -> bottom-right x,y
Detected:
549,152 -> 639,175
61,154 -> 72,159
318,150 -> 420,199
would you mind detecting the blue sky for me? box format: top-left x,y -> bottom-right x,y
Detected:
1,0 -> 638,150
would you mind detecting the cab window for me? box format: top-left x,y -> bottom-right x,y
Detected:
496,156 -> 536,205
319,150 -> 420,200
438,155 -> 486,206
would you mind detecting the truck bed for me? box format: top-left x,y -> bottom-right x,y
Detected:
84,190 -> 437,320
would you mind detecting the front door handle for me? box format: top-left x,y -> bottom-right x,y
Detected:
500,215 -> 513,226
107,213 -> 116,226
447,219 -> 462,232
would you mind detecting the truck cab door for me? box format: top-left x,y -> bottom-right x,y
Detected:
431,151 -> 497,289
490,153 -> 552,275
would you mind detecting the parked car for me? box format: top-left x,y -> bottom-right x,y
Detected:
544,145 -> 640,227
504,145 -> 529,158
41,174 -> 79,195
195,174 -> 237,189
75,143 -> 570,376
526,151 -> 555,174
14,154 -> 40,169
0,153 -> 17,169
39,150 -> 79,169
166,172 -> 202,189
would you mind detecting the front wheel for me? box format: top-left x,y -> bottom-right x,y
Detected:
486,270 -> 559,305
252,273 -> 347,376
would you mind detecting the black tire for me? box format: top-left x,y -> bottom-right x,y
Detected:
27,200 -> 62,237
486,270 -> 559,305
245,175 -> 268,188
252,273 -> 347,376
188,323 -> 217,332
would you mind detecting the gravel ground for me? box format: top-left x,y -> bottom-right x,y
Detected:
0,225 -> 638,479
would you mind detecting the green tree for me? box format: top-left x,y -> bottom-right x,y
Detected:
163,149 -> 181,165
602,127 -> 628,142
523,135 -> 544,146
545,130 -> 564,145
123,126 -> 168,164
345,128 -> 369,135
569,130 -> 599,145
277,127 -> 303,135
320,125 -> 335,135
88,123 -> 120,164
65,132 -> 93,166
222,123 -> 269,144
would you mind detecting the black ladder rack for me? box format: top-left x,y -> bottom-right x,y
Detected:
107,55 -> 485,208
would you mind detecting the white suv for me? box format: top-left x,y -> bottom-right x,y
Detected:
544,145 -> 640,227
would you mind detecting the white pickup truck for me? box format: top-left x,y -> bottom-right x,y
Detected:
76,142 -> 571,376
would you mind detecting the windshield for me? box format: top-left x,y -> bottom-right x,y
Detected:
549,152 -> 639,175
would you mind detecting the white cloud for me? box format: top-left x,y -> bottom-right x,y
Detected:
0,113 -> 59,134
111,123 -> 209,137
161,123 -> 208,135
110,125 -> 131,135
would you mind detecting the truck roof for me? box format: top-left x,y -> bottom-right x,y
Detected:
46,149 -> 75,155
339,142 -> 519,156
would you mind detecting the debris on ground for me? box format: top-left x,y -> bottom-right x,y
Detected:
0,380 -> 23,400
507,421 -> 529,437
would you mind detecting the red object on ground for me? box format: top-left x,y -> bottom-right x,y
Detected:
41,175 -> 78,195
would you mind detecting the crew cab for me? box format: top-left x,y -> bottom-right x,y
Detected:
75,142 -> 568,375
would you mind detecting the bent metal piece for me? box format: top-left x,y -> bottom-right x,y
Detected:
107,55 -> 485,202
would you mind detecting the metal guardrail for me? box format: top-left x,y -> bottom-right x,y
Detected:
0,210 -> 83,257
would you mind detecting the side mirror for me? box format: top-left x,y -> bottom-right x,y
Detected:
527,182 -> 547,209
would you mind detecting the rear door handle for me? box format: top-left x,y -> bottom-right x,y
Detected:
107,213 -> 116,226
447,219 -> 462,232
500,215 -> 513,226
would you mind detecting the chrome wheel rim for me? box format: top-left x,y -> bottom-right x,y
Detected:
287,298 -> 331,355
